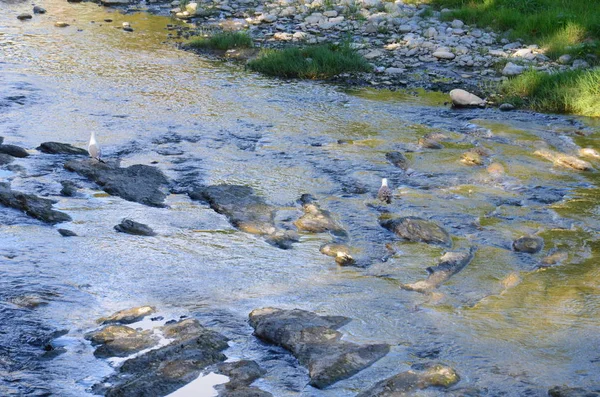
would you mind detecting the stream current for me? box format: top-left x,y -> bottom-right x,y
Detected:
1,1 -> 599,396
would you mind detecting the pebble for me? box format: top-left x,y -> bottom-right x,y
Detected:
17,13 -> 33,20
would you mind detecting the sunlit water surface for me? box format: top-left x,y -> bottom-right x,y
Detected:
1,1 -> 599,396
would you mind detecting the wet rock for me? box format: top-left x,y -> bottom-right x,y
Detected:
17,13 -> 33,20
33,6 -> 46,14
217,360 -> 266,391
512,235 -> 544,254
37,142 -> 88,155
385,151 -> 408,170
0,153 -> 14,165
294,194 -> 346,236
94,318 -> 229,397
219,388 -> 273,397
0,182 -> 72,224
64,159 -> 170,207
58,228 -> 77,237
579,148 -> 600,159
449,89 -> 485,108
548,385 -> 600,397
189,184 -> 298,249
380,216 -> 452,247
97,306 -> 156,325
60,180 -> 78,197
534,149 -> 593,171
403,247 -> 476,293
499,103 -> 515,111
0,144 -> 29,158
540,250 -> 568,267
487,162 -> 505,175
114,219 -> 157,236
357,362 -> 460,397
249,307 -> 389,389
85,325 -> 157,358
54,21 -> 69,28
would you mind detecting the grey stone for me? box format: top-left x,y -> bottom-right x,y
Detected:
512,235 -> 544,254
0,183 -> 72,224
114,219 -> 157,236
0,144 -> 29,158
502,62 -> 525,76
97,306 -> 156,325
380,216 -> 452,247
37,142 -> 88,156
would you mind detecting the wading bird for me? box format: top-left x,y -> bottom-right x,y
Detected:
377,178 -> 392,204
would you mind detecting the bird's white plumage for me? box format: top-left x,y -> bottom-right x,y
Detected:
377,178 -> 392,204
88,131 -> 101,160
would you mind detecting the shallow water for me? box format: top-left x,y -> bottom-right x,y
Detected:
1,1 -> 599,396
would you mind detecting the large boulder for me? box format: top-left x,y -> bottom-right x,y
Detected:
0,183 -> 71,224
189,185 -> 298,249
93,318 -> 229,397
37,142 -> 88,156
64,159 -> 170,207
357,363 -> 460,396
249,308 -> 389,389
380,216 -> 452,247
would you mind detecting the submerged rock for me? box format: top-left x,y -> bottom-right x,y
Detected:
189,184 -> 298,249
294,194 -> 346,236
534,149 -> 593,171
0,153 -> 15,165
357,362 -> 460,396
94,318 -> 229,397
403,247 -> 477,293
97,306 -> 156,325
85,325 -> 157,358
418,137 -> 443,149
548,385 -> 600,397
461,150 -> 484,166
60,180 -> 78,197
37,142 -> 88,155
0,144 -> 29,158
385,151 -> 409,169
114,219 -> 156,236
0,182 -> 72,224
380,216 -> 452,247
64,159 -> 170,207
249,307 -> 389,389
513,235 -> 544,254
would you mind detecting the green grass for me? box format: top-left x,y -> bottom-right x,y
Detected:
500,68 -> 600,117
424,0 -> 600,59
187,31 -> 253,51
247,43 -> 372,79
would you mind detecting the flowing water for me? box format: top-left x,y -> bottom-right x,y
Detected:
1,1 -> 599,396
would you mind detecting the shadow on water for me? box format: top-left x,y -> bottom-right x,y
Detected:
0,0 -> 599,396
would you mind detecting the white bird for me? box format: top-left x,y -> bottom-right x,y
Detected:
88,131 -> 103,162
377,178 -> 392,204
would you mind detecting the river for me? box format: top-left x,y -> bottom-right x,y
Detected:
1,0 -> 599,396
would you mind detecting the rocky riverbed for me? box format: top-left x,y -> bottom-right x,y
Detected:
1,1 -> 600,396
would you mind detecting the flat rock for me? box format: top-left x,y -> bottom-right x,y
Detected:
85,325 -> 157,358
189,184 -> 298,249
249,307 -> 389,389
380,216 -> 452,247
432,51 -> 455,60
534,149 -> 593,171
0,144 -> 29,158
513,235 -> 543,254
0,182 -> 72,224
548,386 -> 600,397
64,159 -> 170,207
114,219 -> 156,236
357,362 -> 460,396
93,318 -> 229,397
97,306 -> 156,325
449,89 -> 485,107
37,142 -> 88,155
217,360 -> 266,391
